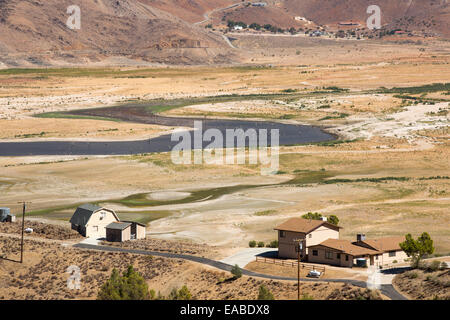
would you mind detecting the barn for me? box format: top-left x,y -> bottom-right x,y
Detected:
70,204 -> 120,238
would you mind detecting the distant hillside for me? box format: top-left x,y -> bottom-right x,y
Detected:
0,0 -> 448,67
279,0 -> 449,36
138,0 -> 236,23
218,0 -> 450,37
0,0 -> 236,67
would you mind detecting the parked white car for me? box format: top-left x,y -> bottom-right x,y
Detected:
308,269 -> 321,278
24,228 -> 33,233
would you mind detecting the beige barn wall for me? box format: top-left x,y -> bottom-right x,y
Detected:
86,209 -> 118,238
136,225 -> 146,239
122,226 -> 131,242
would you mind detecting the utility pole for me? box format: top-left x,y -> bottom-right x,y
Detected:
293,238 -> 303,300
17,201 -> 30,263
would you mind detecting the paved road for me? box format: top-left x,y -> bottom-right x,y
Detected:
73,243 -> 408,300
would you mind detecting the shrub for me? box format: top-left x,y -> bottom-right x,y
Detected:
300,293 -> 314,300
257,241 -> 265,248
167,285 -> 192,300
440,261 -> 448,270
249,240 -> 257,248
268,240 -> 278,248
257,285 -> 275,300
231,264 -> 242,279
327,215 -> 339,226
97,266 -> 150,300
406,271 -> 418,279
427,260 -> 441,272
301,212 -> 322,220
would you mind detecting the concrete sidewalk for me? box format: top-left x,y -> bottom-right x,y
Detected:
220,248 -> 277,268
78,237 -> 102,246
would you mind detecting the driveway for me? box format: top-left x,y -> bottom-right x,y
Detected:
220,248 -> 277,268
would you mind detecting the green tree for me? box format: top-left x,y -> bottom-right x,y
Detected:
97,266 -> 150,300
399,232 -> 435,268
168,285 -> 192,300
257,285 -> 274,300
301,212 -> 322,220
231,264 -> 242,279
249,240 -> 257,247
328,215 -> 339,226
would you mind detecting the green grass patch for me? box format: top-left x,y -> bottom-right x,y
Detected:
35,112 -> 122,122
254,210 -> 277,216
378,83 -> 450,94
323,176 -> 411,184
319,113 -> 349,121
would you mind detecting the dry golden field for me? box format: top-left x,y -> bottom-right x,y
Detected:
0,41 -> 449,259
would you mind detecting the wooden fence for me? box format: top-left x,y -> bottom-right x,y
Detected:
255,256 -> 326,274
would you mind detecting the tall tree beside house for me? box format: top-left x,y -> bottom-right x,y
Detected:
97,265 -> 151,300
399,232 -> 435,268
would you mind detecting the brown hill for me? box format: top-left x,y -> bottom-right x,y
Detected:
138,0 -> 236,24
0,0 -> 236,67
217,0 -> 449,37
279,0 -> 450,36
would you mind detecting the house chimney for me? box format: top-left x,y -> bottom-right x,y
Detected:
357,234 -> 366,241
321,216 -> 327,222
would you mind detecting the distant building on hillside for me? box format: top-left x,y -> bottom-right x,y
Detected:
252,2 -> 267,6
338,21 -> 360,26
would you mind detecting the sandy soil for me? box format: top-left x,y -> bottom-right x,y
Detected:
245,261 -> 369,282
0,235 -> 383,300
0,118 -> 174,141
393,268 -> 449,300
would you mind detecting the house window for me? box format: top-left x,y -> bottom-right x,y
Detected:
345,255 -> 349,261
99,212 -> 106,220
376,255 -> 379,260
308,234 -> 312,238
325,251 -> 333,259
389,251 -> 396,257
312,250 -> 318,256
279,231 -> 286,238
337,253 -> 341,260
